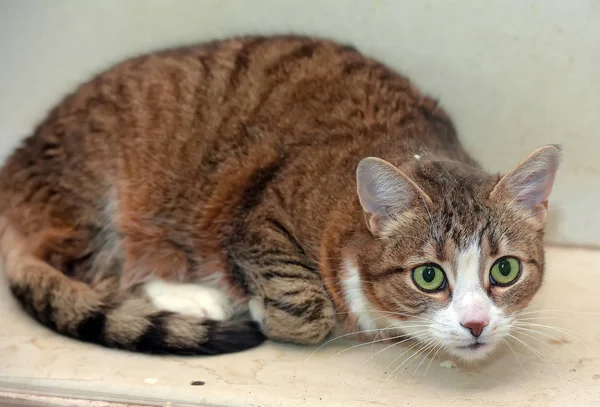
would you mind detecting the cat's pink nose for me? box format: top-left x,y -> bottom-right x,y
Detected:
461,320 -> 488,337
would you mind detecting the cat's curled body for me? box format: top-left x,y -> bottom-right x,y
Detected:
0,36 -> 560,360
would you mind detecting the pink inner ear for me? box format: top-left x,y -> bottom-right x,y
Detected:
513,170 -> 556,208
363,212 -> 382,234
491,146 -> 561,211
356,157 -> 433,234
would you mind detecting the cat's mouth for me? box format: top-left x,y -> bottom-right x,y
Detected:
456,342 -> 487,351
449,339 -> 499,361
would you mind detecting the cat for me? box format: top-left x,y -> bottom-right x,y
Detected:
0,35 -> 560,361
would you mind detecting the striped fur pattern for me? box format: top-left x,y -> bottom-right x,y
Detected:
0,35 -> 560,359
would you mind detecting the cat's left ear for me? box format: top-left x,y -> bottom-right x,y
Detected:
490,145 -> 562,223
356,157 -> 432,234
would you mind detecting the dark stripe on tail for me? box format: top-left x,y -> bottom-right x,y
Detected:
204,320 -> 267,355
76,311 -> 107,344
9,283 -> 265,356
134,315 -> 265,356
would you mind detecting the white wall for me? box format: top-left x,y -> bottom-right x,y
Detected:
1,0 -> 598,246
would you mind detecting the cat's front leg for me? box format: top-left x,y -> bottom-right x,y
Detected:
248,274 -> 336,345
232,231 -> 336,345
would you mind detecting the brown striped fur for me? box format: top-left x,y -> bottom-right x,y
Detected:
0,35 -> 560,357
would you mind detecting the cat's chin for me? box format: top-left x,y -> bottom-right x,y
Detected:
448,342 -> 496,363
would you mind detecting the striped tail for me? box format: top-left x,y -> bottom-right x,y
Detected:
0,217 -> 265,355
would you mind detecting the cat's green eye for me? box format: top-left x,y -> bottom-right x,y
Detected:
412,264 -> 446,292
490,257 -> 521,286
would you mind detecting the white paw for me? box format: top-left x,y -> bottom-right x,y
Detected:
248,297 -> 265,329
144,280 -> 234,321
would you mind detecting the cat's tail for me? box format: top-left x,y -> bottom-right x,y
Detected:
0,217 -> 265,355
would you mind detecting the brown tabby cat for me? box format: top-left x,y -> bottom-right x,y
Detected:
0,35 -> 560,361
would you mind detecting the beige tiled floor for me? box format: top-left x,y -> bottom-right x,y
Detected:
0,247 -> 599,407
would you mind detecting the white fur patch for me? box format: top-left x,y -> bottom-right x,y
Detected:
452,241 -> 491,326
341,256 -> 417,340
454,240 -> 481,292
341,257 -> 379,332
248,297 -> 265,329
144,280 -> 234,321
429,240 -> 509,361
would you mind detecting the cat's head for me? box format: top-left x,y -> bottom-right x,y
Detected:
349,145 -> 561,362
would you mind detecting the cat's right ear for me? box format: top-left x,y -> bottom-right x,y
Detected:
356,158 -> 432,234
489,145 -> 561,224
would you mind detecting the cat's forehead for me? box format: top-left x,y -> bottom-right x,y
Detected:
412,160 -> 497,202
381,160 -> 543,264
410,161 -> 501,247
406,206 -> 541,271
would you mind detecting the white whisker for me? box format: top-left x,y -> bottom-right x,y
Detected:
369,319 -> 431,348
405,339 -> 442,387
513,321 -> 595,346
331,330 -> 429,359
299,327 -> 387,368
333,309 -> 432,322
363,333 -> 427,365
512,326 -> 582,358
422,341 -> 445,377
374,337 -> 437,400
502,338 -> 526,374
508,334 -> 561,375
513,308 -> 600,316
383,337 -> 431,372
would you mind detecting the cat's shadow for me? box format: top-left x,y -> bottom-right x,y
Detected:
292,339 -> 535,391
368,344 -> 532,390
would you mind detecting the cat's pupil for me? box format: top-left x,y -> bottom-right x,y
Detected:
422,267 -> 436,283
498,260 -> 512,276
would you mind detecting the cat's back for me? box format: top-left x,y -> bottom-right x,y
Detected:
4,35 -> 447,171
102,35 -> 430,148
3,35 -> 442,191
0,35 -> 459,233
